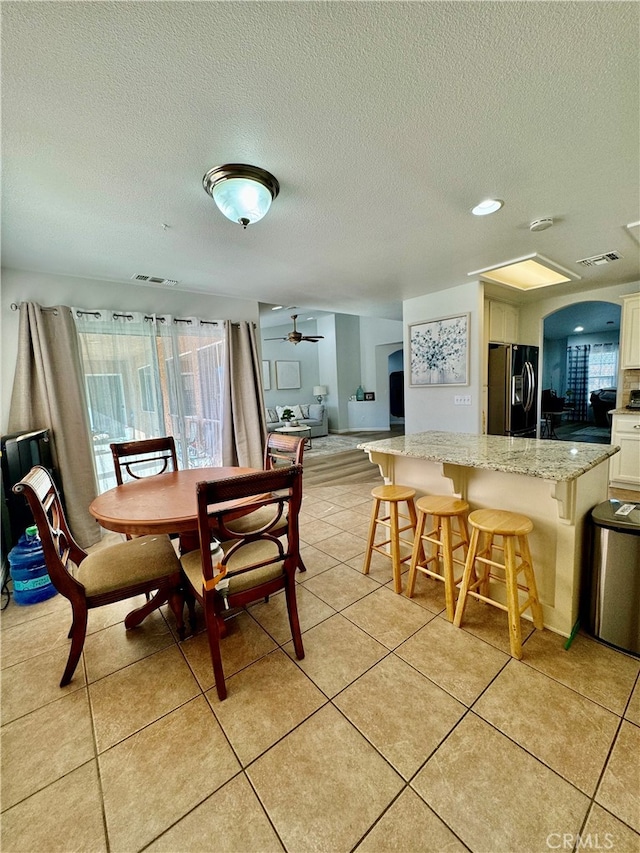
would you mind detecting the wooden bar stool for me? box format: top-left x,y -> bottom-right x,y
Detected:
406,495 -> 470,621
362,485 -> 419,593
453,508 -> 544,659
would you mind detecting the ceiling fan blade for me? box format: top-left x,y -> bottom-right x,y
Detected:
301,336 -> 324,342
264,336 -> 288,341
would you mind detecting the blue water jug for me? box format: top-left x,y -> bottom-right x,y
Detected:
7,526 -> 57,605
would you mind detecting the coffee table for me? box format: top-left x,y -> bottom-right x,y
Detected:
275,424 -> 312,449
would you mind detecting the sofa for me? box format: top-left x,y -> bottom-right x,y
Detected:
265,403 -> 328,437
589,388 -> 616,428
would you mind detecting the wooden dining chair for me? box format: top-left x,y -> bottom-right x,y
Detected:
264,431 -> 306,469
13,465 -> 185,687
222,432 -> 308,572
180,466 -> 305,700
110,436 -> 178,486
110,436 -> 179,549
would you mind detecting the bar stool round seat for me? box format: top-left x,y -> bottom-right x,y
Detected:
453,508 -> 544,659
362,484 -> 418,594
406,495 -> 470,621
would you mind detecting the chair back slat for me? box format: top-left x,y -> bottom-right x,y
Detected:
195,466 -> 303,583
12,466 -> 87,598
110,436 -> 178,485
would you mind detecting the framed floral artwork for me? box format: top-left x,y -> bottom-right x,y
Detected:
409,313 -> 469,386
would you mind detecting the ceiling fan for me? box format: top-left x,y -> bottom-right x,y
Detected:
265,314 -> 325,345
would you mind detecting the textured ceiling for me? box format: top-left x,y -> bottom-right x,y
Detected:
2,2 -> 639,320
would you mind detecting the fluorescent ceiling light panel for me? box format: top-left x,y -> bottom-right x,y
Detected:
468,253 -> 581,290
626,221 -> 640,245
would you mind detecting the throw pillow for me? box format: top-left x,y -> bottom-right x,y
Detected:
276,404 -> 303,420
308,404 -> 324,420
299,404 -> 310,418
267,408 -> 278,423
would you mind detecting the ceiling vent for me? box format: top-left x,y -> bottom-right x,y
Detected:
131,274 -> 179,286
576,251 -> 622,268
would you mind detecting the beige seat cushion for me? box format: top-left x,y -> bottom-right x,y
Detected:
75,534 -> 181,596
181,538 -> 285,596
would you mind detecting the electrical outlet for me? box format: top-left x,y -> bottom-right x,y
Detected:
454,395 -> 472,405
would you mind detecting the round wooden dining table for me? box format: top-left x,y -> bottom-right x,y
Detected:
89,467 -> 259,549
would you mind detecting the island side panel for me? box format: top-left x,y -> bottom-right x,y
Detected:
386,453 -> 610,637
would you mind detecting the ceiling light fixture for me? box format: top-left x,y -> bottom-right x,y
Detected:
468,253 -> 581,290
471,199 -> 504,216
574,326 -> 584,332
203,164 -> 279,229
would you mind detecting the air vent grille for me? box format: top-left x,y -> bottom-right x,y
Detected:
131,274 -> 179,286
576,251 -> 622,268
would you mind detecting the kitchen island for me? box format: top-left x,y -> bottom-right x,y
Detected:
358,432 -> 619,636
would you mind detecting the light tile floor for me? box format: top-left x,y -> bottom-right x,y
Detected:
2,479 -> 640,853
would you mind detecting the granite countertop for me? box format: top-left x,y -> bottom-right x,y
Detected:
357,432 -> 619,482
610,408 -> 640,416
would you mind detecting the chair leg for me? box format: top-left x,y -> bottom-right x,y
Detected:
297,554 -> 307,573
168,587 -> 186,640
453,526 -> 480,628
362,498 -> 380,575
183,585 -> 198,635
519,535 -> 544,629
284,575 -> 305,660
504,535 -> 523,660
61,603 -> 88,687
406,510 -> 426,598
441,516 -> 456,622
204,593 -> 227,701
389,501 -> 402,594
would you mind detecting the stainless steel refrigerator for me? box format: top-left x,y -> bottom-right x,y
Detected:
487,343 -> 539,437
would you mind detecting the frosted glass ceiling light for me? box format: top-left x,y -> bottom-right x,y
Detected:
471,198 -> 504,216
203,164 -> 279,228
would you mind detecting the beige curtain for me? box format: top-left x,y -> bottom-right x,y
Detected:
222,321 -> 266,468
8,303 -> 100,547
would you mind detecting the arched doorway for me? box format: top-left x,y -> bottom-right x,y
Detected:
542,301 -> 621,443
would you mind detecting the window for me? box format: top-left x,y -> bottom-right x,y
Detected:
138,365 -> 155,413
588,343 -> 618,392
75,311 -> 226,490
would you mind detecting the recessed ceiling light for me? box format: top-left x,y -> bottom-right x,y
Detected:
471,199 -> 504,216
574,326 -> 584,332
468,253 -> 581,290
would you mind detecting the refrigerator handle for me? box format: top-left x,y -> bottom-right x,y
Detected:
523,362 -> 535,412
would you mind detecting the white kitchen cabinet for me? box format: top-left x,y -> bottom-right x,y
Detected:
620,293 -> 640,369
609,411 -> 640,489
488,301 -> 519,343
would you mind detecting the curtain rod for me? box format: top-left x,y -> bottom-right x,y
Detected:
10,303 -> 61,314
12,303 -> 233,327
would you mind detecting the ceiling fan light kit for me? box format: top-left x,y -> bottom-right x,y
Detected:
265,315 -> 325,345
203,164 -> 279,228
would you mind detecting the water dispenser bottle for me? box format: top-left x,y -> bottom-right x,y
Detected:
7,526 -> 57,605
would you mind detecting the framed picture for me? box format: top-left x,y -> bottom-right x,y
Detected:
275,360 -> 301,390
409,313 -> 469,386
364,392 -> 375,401
262,360 -> 270,391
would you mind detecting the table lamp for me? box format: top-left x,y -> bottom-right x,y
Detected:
313,385 -> 328,403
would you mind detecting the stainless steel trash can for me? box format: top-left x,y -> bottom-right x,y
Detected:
586,500 -> 640,656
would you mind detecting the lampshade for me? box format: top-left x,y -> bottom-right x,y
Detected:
203,164 -> 280,228
313,385 -> 328,402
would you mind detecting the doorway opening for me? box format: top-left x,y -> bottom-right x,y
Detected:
542,301 -> 621,444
